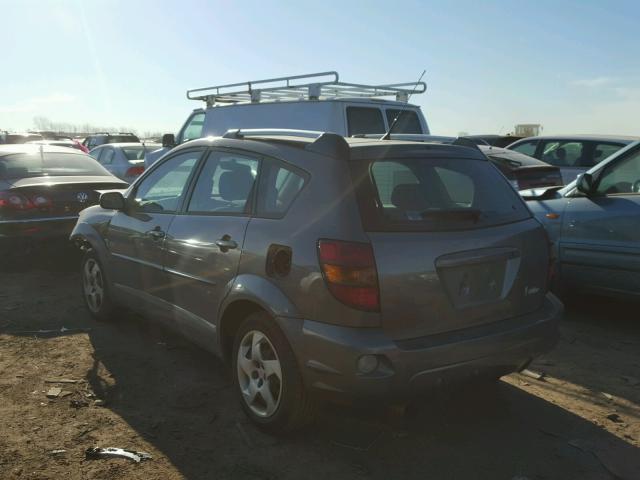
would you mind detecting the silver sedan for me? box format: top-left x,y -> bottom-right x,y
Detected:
89,142 -> 160,183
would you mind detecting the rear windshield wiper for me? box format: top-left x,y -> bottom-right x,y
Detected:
420,208 -> 482,222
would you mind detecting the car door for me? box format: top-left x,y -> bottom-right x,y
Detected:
162,150 -> 258,337
559,145 -> 640,296
106,148 -> 204,305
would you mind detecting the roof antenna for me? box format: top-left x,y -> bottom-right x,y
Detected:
380,69 -> 426,140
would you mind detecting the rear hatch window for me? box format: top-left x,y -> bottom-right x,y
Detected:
351,157 -> 531,232
0,152 -> 112,179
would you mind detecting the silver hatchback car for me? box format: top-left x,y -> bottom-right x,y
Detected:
71,130 -> 562,432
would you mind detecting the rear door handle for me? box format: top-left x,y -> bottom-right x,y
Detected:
146,227 -> 166,240
215,235 -> 238,251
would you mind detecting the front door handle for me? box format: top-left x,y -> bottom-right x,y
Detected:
215,235 -> 238,252
146,227 -> 166,240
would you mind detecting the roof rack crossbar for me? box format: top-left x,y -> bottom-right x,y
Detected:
187,71 -> 426,106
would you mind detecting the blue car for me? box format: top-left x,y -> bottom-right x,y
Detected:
522,140 -> 640,298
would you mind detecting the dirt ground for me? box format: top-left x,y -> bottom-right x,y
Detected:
1,252 -> 639,480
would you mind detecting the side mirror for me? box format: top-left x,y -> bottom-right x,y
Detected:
162,133 -> 176,148
99,191 -> 126,210
575,173 -> 594,195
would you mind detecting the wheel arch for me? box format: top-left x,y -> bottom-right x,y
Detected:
217,274 -> 301,362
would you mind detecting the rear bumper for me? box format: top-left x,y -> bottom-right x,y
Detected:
0,216 -> 78,251
276,293 -> 562,401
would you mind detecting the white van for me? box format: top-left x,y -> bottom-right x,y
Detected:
146,71 -> 429,166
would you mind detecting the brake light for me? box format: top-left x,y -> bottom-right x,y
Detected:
31,194 -> 52,208
318,239 -> 380,311
0,192 -> 34,210
125,166 -> 145,177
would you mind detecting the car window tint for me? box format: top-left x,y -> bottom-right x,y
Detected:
592,143 -> 623,166
256,158 -> 306,218
187,152 -> 258,214
385,109 -> 423,134
541,141 -> 584,167
181,112 -> 206,143
101,148 -> 115,165
346,107 -> 385,136
134,150 -> 201,213
362,158 -> 530,231
510,140 -> 537,157
596,149 -> 640,195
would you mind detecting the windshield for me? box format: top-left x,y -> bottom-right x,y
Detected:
0,152 -> 112,178
351,157 -> 531,231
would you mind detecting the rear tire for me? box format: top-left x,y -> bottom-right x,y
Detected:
232,311 -> 315,433
80,250 -> 116,321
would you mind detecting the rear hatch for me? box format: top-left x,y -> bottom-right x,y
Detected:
350,153 -> 549,341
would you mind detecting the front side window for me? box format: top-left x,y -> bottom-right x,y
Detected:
346,107 -> 385,136
133,150 -> 202,213
510,140 -> 538,157
385,109 -> 423,134
595,149 -> 640,196
356,157 -> 530,231
180,112 -> 206,143
541,141 -> 584,167
256,158 -> 307,218
187,152 -> 258,214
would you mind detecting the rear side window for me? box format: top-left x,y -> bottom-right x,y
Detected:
510,140 -> 538,156
541,141 -> 584,167
346,107 -> 385,136
385,109 -> 423,134
256,158 -> 307,218
352,157 -> 530,232
592,143 -> 624,165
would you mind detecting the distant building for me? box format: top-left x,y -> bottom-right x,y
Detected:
514,124 -> 543,137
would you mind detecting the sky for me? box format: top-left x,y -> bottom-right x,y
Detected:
1,0 -> 639,136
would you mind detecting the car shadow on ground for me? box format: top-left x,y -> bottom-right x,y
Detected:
82,303 -> 640,479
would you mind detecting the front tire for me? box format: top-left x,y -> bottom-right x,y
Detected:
232,311 -> 315,433
81,250 -> 115,321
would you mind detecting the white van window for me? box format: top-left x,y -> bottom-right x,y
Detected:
386,109 -> 423,134
347,107 -> 385,136
181,112 -> 206,143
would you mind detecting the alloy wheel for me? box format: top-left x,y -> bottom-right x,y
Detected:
236,330 -> 283,417
83,258 -> 104,313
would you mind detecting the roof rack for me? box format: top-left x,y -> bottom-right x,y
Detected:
187,71 -> 427,107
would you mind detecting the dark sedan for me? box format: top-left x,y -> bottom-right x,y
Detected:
479,145 -> 564,190
0,145 -> 127,253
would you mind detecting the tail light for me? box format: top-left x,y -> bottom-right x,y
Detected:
0,192 -> 34,210
31,194 -> 52,209
125,166 -> 145,177
318,239 -> 380,312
